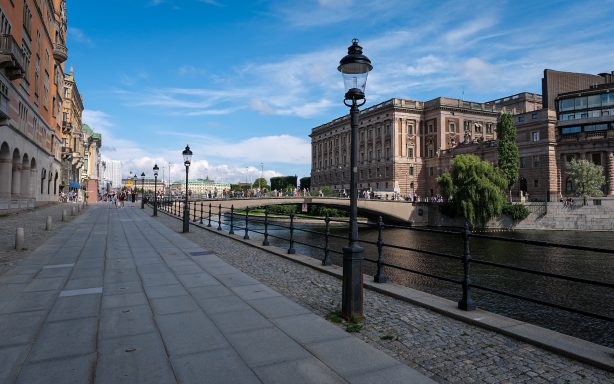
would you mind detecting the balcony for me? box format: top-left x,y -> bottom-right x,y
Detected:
0,34 -> 26,80
61,146 -> 72,160
62,121 -> 72,134
53,43 -> 68,63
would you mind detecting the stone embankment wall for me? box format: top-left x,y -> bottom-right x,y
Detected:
427,198 -> 614,231
514,199 -> 614,231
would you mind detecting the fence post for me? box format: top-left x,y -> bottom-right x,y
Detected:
322,214 -> 330,265
208,203 -> 212,227
244,206 -> 250,239
199,202 -> 203,224
374,216 -> 386,283
288,213 -> 296,254
217,204 -> 222,230
458,221 -> 476,311
229,205 -> 235,235
192,200 -> 197,222
263,207 -> 270,246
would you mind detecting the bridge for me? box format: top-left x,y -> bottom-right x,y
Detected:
179,197 -> 430,224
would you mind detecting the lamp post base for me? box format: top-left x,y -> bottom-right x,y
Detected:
183,206 -> 190,233
341,242 -> 364,321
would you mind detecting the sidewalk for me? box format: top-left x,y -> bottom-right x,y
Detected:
0,204 -> 435,384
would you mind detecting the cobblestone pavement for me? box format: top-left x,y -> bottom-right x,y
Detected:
0,202 -> 87,275
152,208 -> 614,384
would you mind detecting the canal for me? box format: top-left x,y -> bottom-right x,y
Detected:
216,216 -> 614,348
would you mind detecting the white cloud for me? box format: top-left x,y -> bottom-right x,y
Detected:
68,27 -> 94,47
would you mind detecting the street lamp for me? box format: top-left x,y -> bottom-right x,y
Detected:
338,38 -> 372,320
140,172 -> 145,209
182,145 -> 193,233
132,174 -> 137,204
153,164 -> 159,216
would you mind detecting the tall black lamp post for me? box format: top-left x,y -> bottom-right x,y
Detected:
153,164 -> 159,216
182,145 -> 193,233
140,172 -> 145,209
338,38 -> 372,320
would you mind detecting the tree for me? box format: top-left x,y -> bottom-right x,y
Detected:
252,177 -> 270,190
270,176 -> 297,191
496,112 -> 519,199
437,154 -> 507,228
299,177 -> 311,190
567,159 -> 605,199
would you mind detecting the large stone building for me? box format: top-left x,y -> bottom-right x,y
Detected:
310,69 -> 614,202
0,0 -> 68,211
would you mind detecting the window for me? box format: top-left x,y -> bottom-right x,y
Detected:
531,131 -> 540,142
449,123 -> 455,133
407,147 -> 413,158
428,124 -> 433,133
407,124 -> 413,135
23,4 -> 32,37
559,98 -> 575,111
518,116 -> 525,123
429,167 -> 434,176
561,126 -> 581,135
584,124 -> 608,132
532,155 -> 540,168
531,113 -> 538,119
587,95 -> 601,108
533,179 -> 539,188
519,157 -> 526,169
575,97 -> 587,109
428,149 -> 433,158
409,166 -> 414,176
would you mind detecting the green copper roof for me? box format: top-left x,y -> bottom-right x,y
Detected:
81,123 -> 93,135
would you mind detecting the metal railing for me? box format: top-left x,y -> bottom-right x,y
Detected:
153,198 -> 614,327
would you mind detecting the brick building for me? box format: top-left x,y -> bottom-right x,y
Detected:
0,0 -> 67,211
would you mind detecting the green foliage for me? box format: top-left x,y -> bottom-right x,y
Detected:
300,176 -> 311,190
251,177 -> 270,190
436,154 -> 507,228
502,203 -> 530,221
497,113 -> 520,193
270,176 -> 298,191
567,159 -> 606,198
266,204 -> 298,215
307,205 -> 348,217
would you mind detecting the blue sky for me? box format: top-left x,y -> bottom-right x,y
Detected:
66,0 -> 614,184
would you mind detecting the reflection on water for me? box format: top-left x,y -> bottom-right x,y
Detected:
217,218 -> 614,348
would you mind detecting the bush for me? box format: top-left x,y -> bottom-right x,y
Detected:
502,203 -> 529,221
307,205 -> 348,218
266,204 -> 298,215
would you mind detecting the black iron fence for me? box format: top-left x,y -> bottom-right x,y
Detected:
154,198 -> 614,333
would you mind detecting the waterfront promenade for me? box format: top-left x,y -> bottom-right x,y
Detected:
1,203 -> 613,383
0,203 -> 433,383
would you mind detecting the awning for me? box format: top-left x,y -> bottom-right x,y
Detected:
69,181 -> 81,189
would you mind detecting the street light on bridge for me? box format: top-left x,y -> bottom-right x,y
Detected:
182,145 -> 193,233
338,38 -> 372,320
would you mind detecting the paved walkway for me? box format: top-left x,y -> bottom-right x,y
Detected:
0,204 -> 434,384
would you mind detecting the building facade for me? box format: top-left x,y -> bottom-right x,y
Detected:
0,0 -> 68,211
81,123 -> 101,203
311,70 -> 614,202
310,96 -> 515,199
60,67 -> 84,196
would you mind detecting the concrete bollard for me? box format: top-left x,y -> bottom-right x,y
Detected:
71,206 -> 76,216
62,209 -> 67,222
46,216 -> 52,231
15,227 -> 24,250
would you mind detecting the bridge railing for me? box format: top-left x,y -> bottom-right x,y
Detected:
154,198 -> 614,340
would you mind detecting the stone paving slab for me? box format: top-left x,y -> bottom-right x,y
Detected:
0,204 -> 436,383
